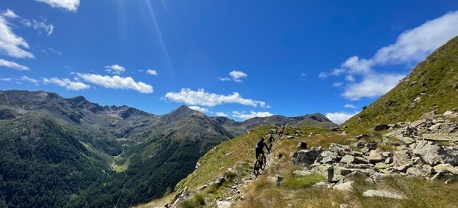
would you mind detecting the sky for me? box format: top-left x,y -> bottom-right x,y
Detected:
1,0 -> 458,124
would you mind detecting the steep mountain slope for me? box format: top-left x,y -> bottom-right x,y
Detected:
0,112 -> 113,207
342,35 -> 458,134
112,106 -> 233,205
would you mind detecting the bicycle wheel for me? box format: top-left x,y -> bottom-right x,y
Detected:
253,160 -> 261,177
260,155 -> 266,170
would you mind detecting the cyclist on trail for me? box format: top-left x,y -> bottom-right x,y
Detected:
255,137 -> 270,160
267,134 -> 274,153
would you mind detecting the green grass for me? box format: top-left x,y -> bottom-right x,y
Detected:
282,174 -> 326,189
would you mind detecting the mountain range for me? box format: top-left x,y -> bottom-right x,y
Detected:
0,89 -> 336,207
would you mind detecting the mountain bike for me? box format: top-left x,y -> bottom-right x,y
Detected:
253,153 -> 266,177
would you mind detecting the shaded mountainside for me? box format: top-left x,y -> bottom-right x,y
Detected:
343,35 -> 458,134
0,90 -> 335,207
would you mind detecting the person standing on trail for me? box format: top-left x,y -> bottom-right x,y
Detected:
255,137 -> 270,159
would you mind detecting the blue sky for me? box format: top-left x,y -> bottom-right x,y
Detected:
1,0 -> 458,124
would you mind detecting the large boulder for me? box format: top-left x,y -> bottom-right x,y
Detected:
292,147 -> 323,166
412,140 -> 445,166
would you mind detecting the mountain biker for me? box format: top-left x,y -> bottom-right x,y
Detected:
255,137 -> 270,160
267,134 -> 274,153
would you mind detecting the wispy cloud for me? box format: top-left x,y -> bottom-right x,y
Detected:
105,64 -> 126,74
146,69 -> 158,75
21,19 -> 54,36
321,11 -> 458,101
325,111 -> 358,125
165,88 -> 269,107
0,59 -> 29,70
20,76 -> 39,84
219,70 -> 248,83
0,9 -> 34,59
76,73 -> 153,93
43,77 -> 90,91
232,110 -> 273,120
344,104 -> 356,109
35,0 -> 80,12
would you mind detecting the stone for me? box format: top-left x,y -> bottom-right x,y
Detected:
319,151 -> 339,164
363,190 -> 407,199
374,162 -> 390,170
333,181 -> 354,192
365,141 -> 378,150
412,140 -> 444,166
442,147 -> 458,166
421,111 -> 436,120
443,111 -> 458,121
392,150 -> 411,167
368,150 -> 385,164
329,143 -> 351,155
428,123 -> 443,131
341,155 -> 355,165
355,134 -> 370,140
434,163 -> 458,174
422,134 -> 458,142
217,201 -> 232,208
297,141 -> 308,149
374,124 -> 390,131
406,166 -> 433,177
292,147 -> 323,166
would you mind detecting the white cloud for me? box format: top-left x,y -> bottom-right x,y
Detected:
326,111 -> 358,125
229,70 -> 247,82
20,76 -> 39,84
321,11 -> 458,101
0,76 -> 38,83
147,69 -> 158,75
43,77 -> 90,91
216,112 -> 228,117
344,104 -> 356,109
0,10 -> 34,58
0,59 -> 29,70
188,106 -> 209,113
232,110 -> 273,120
220,70 -> 248,82
342,73 -> 405,100
2,9 -> 18,19
35,0 -> 80,12
218,76 -> 231,81
47,48 -> 62,55
165,88 -> 269,107
372,11 -> 458,65
105,64 -> 126,74
76,73 -> 153,93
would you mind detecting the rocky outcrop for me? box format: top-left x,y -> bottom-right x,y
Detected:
291,110 -> 458,193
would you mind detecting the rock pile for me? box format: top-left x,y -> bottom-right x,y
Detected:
292,110 -> 458,196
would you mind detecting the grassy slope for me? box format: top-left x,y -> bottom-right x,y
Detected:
342,36 -> 458,135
